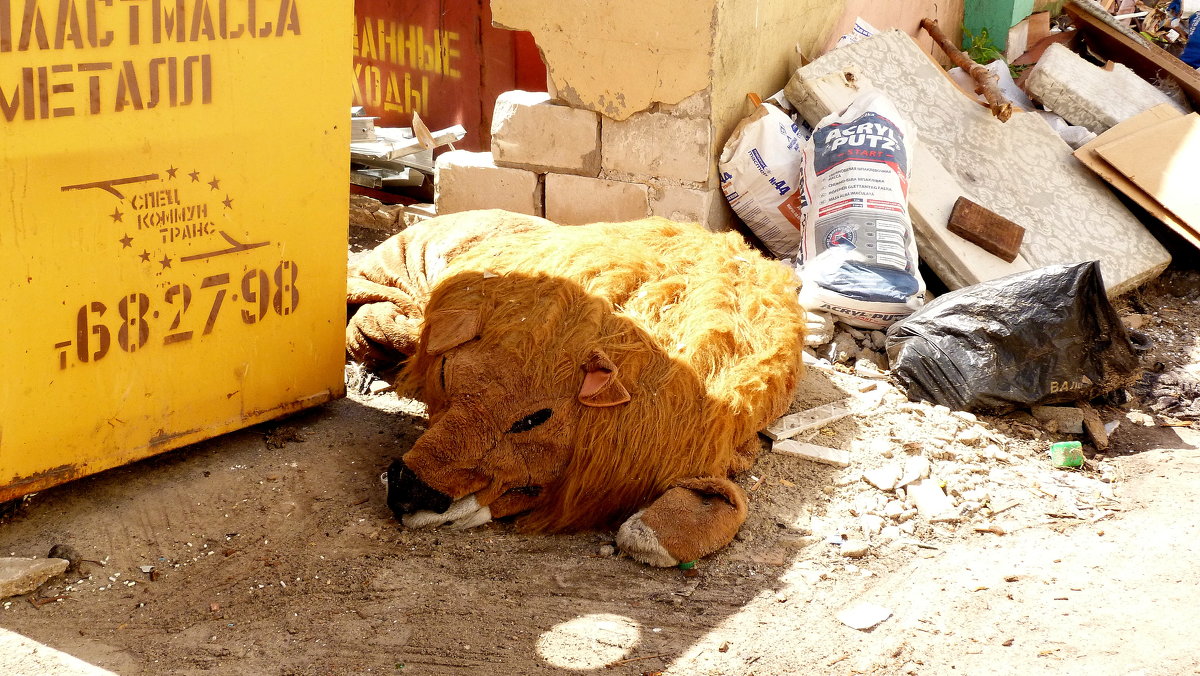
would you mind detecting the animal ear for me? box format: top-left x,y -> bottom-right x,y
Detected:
425,308 -> 481,356
578,350 -> 631,407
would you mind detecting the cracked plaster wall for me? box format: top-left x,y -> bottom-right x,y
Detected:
492,0 -> 722,120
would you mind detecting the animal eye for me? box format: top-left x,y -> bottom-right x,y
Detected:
508,408 -> 552,433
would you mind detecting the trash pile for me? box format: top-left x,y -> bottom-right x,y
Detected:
348,107 -> 463,201
711,0 -> 1200,556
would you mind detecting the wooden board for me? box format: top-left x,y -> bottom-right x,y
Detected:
1064,0 -> 1200,109
947,197 -> 1026,263
1094,113 -> 1200,232
1073,104 -> 1200,250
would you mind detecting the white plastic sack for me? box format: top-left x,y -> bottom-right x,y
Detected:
796,89 -> 925,329
719,103 -> 807,259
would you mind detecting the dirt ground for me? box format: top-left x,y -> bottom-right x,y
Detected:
2,238 -> 1200,675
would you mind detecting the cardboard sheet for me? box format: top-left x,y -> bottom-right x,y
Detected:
1074,105 -> 1200,250
1094,113 -> 1200,231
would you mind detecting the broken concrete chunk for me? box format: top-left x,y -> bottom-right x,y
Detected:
0,557 -> 69,599
804,310 -> 835,347
859,515 -> 885,537
827,331 -> 858,364
764,400 -> 852,441
771,439 -> 851,468
1031,405 -> 1086,434
863,464 -> 901,492
907,479 -> 955,519
837,602 -> 893,630
840,539 -> 870,558
897,456 -> 932,489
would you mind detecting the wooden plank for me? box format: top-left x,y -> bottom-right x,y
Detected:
1073,104 -> 1200,250
763,400 -> 853,441
1093,113 -> 1200,230
947,197 -> 1026,263
1064,0 -> 1200,109
770,439 -> 851,468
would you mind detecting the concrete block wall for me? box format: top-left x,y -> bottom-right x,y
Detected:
435,88 -> 731,230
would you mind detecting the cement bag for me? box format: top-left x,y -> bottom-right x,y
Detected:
885,262 -> 1140,414
719,102 -> 807,259
796,89 -> 925,329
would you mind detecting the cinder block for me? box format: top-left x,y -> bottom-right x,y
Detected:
602,112 -> 712,183
545,174 -> 649,225
491,90 -> 601,176
434,150 -> 543,217
650,185 -> 733,231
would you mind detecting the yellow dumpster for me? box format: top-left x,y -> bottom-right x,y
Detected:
0,2 -> 350,501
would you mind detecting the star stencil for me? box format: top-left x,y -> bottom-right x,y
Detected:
119,234 -> 133,248
208,177 -> 221,191
222,195 -> 234,209
166,166 -> 178,179
110,208 -> 123,222
159,255 -> 172,269
139,250 -> 151,262
189,170 -> 200,182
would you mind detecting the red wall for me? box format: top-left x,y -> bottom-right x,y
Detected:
352,0 -> 547,151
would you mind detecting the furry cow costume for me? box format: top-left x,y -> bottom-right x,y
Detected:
347,210 -> 804,566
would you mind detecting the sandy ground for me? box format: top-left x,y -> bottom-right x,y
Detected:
2,256 -> 1199,675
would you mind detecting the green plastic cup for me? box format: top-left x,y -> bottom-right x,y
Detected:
1050,441 -> 1084,468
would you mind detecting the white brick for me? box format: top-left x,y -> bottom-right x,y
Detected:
602,112 -> 712,183
544,174 -> 649,225
650,185 -> 732,231
434,150 -> 543,217
491,90 -> 601,176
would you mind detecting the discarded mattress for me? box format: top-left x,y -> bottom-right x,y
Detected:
785,30 -> 1170,297
1024,42 -> 1188,134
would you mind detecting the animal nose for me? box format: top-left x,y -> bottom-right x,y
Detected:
385,459 -> 453,518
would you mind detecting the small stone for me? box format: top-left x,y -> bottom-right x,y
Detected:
1127,411 -> 1154,426
907,479 -> 955,519
897,456 -> 931,488
0,557 -> 69,599
868,331 -> 887,351
958,426 -> 986,446
899,520 -> 917,534
827,332 -> 858,365
896,509 -> 918,523
840,539 -> 870,558
843,325 -> 867,341
860,515 -> 885,537
598,544 -> 616,557
883,500 -> 904,518
837,602 -> 892,630
952,410 -> 978,424
879,525 -> 902,540
735,530 -> 755,542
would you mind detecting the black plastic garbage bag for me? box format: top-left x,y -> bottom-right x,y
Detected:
884,261 -> 1140,413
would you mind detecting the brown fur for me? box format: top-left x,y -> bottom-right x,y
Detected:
380,213 -> 805,533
